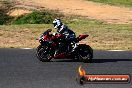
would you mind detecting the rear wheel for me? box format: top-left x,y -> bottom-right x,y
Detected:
37,46 -> 52,62
77,44 -> 93,63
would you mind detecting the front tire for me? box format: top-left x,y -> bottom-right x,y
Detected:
36,45 -> 42,52
37,46 -> 51,62
77,44 -> 93,63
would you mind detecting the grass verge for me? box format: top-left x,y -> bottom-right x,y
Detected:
87,0 -> 132,7
12,10 -> 64,24
0,18 -> 132,50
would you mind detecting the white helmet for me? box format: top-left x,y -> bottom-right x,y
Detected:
53,19 -> 62,29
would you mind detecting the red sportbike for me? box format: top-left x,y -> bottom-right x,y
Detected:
36,29 -> 93,62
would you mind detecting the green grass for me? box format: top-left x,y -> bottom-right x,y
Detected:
0,0 -> 64,25
87,0 -> 132,7
0,0 -> 14,24
0,18 -> 132,50
12,10 -> 64,24
0,0 -> 131,50
0,10 -> 64,25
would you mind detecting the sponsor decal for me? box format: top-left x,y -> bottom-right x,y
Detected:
76,66 -> 130,85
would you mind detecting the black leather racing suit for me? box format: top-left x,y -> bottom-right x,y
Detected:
57,25 -> 76,52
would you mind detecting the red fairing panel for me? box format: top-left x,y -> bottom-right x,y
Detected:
43,35 -> 51,41
77,34 -> 89,42
54,53 -> 66,59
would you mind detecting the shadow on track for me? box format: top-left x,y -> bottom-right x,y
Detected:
92,59 -> 132,63
51,59 -> 82,62
37,50 -> 132,63
47,58 -> 132,63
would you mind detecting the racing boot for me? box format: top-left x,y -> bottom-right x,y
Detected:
71,43 -> 78,52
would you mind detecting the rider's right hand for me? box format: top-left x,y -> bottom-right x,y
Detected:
52,32 -> 57,36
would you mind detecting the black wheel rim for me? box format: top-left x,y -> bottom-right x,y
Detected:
79,49 -> 91,60
38,47 -> 50,60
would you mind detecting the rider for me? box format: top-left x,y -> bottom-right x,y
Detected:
53,18 -> 77,52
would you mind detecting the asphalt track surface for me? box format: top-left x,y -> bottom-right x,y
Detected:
0,48 -> 132,88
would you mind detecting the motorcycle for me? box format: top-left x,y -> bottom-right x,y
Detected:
36,29 -> 93,62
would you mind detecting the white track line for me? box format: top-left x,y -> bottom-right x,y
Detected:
108,50 -> 126,51
21,48 -> 33,49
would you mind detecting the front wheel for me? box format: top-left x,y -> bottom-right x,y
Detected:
76,44 -> 93,63
37,46 -> 52,62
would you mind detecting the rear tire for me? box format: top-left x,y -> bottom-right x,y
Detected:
77,44 -> 93,63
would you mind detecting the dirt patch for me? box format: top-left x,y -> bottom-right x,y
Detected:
8,9 -> 32,16
13,0 -> 132,24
